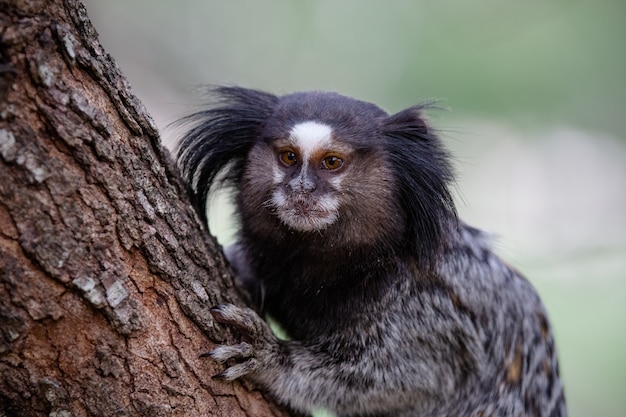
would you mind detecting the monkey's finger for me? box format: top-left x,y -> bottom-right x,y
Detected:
210,304 -> 260,335
212,358 -> 259,381
204,343 -> 254,363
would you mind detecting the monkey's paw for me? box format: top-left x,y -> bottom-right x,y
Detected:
204,303 -> 279,381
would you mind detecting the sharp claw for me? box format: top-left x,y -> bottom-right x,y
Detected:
210,306 -> 226,321
212,371 -> 227,380
210,305 -> 224,315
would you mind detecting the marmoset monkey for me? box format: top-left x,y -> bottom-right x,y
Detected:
176,86 -> 567,417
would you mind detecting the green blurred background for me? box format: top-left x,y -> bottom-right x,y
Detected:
84,1 -> 626,416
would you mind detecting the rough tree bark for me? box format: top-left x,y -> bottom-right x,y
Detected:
0,1 -> 289,416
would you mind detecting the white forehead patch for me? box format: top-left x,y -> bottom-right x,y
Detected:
289,121 -> 332,160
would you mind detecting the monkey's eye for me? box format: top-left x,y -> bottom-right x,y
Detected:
279,150 -> 298,166
322,155 -> 344,170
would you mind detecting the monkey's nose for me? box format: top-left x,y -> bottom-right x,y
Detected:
299,179 -> 317,193
288,175 -> 317,193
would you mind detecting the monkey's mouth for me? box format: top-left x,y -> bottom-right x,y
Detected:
271,191 -> 339,232
291,199 -> 319,216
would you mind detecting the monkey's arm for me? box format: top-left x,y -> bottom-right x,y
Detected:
208,301 -> 480,416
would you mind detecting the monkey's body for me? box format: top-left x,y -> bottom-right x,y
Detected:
224,224 -> 564,417
176,87 -> 567,416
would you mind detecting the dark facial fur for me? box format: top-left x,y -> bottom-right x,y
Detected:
176,86 -> 567,417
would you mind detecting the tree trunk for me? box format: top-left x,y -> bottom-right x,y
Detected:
0,1 -> 288,416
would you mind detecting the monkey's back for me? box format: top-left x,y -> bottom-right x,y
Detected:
429,225 -> 567,416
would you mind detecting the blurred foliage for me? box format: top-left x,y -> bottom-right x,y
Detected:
87,0 -> 625,137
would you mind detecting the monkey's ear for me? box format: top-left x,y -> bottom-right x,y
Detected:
383,106 -> 430,138
382,105 -> 457,269
175,86 -> 278,224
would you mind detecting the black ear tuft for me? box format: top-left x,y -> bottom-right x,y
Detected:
383,105 -> 457,268
174,86 -> 278,224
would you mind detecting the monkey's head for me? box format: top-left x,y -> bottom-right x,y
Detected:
176,86 -> 457,266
